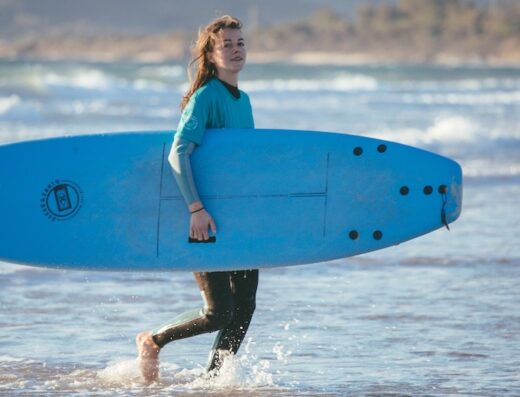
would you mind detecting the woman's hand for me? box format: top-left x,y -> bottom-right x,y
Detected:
189,207 -> 217,241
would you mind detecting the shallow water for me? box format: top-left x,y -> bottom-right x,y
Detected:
1,258 -> 519,396
1,60 -> 519,395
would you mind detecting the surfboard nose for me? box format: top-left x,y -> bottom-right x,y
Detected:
444,162 -> 463,226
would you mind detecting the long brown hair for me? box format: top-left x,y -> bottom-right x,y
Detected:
180,15 -> 243,111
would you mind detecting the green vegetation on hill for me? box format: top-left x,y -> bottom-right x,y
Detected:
251,0 -> 520,63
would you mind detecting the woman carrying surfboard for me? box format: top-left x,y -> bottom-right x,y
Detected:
136,15 -> 258,383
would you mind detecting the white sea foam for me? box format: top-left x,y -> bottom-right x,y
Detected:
424,116 -> 482,144
132,79 -> 169,92
93,338 -> 275,393
43,69 -> 121,91
273,342 -> 292,364
54,99 -> 135,117
364,115 -> 520,178
41,67 -> 178,93
136,65 -> 184,79
399,77 -> 520,92
97,359 -> 144,386
0,95 -> 20,114
0,66 -> 46,93
401,90 -> 520,105
462,159 -> 520,177
451,77 -> 520,91
368,115 -> 483,147
242,74 -> 378,92
182,354 -> 274,391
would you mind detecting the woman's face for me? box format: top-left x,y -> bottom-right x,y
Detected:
208,28 -> 246,78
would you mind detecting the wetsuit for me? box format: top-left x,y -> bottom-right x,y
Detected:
152,77 -> 258,373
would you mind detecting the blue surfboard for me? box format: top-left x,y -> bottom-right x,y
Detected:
0,129 -> 462,271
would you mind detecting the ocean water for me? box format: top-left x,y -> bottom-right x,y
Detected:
0,60 -> 519,396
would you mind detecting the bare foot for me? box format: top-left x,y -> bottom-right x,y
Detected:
136,331 -> 160,383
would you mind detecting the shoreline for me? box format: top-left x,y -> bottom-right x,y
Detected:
1,51 -> 519,68
248,51 -> 520,68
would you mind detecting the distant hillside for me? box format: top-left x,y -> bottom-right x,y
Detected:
0,0 -> 373,37
0,0 -> 505,37
0,0 -> 518,64
249,1 -> 520,64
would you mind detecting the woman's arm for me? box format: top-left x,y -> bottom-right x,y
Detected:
168,135 -> 216,240
168,135 -> 201,207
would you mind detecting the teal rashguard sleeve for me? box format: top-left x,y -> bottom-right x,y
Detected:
176,91 -> 209,145
168,135 -> 201,207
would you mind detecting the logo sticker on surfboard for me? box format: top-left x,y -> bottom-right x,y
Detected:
41,180 -> 83,221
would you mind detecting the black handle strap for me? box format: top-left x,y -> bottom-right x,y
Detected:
188,236 -> 217,243
440,191 -> 450,231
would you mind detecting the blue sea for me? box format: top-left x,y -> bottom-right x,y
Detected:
0,60 -> 519,396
